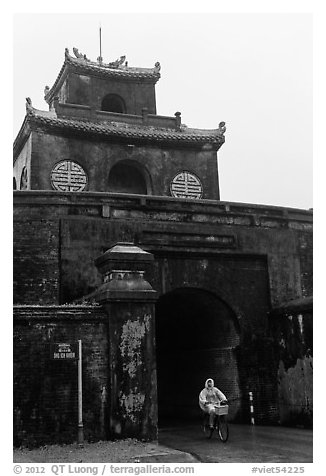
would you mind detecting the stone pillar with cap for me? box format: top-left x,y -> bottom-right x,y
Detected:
93,242 -> 158,440
175,111 -> 181,130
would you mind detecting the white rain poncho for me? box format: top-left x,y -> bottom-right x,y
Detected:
199,378 -> 227,411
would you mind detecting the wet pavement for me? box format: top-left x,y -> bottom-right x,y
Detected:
158,423 -> 313,463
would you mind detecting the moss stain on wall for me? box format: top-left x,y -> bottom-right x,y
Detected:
278,356 -> 313,425
119,391 -> 145,423
119,315 -> 151,379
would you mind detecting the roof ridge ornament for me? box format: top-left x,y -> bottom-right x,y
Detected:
108,55 -> 126,68
63,47 -> 159,74
218,121 -> 226,135
25,97 -> 34,114
73,47 -> 90,61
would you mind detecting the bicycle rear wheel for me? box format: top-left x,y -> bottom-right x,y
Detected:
218,415 -> 229,442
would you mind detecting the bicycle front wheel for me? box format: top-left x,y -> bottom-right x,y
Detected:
218,415 -> 229,442
202,414 -> 213,439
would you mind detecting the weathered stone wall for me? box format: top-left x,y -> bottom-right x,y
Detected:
27,131 -> 219,199
13,192 -> 312,438
103,301 -> 157,440
67,73 -> 157,115
13,135 -> 32,190
269,298 -> 313,428
13,191 -> 313,308
13,297 -> 158,447
236,336 -> 279,424
297,232 -> 313,297
13,305 -> 109,447
13,205 -> 60,304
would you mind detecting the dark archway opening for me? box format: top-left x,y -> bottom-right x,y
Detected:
13,177 -> 17,190
101,94 -> 126,113
155,288 -> 241,426
108,161 -> 149,195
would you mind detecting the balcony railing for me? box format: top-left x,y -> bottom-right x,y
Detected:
53,100 -> 181,130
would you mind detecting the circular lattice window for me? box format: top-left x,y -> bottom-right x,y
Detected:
170,171 -> 203,199
51,161 -> 88,192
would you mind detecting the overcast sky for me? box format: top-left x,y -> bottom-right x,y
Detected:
13,13 -> 312,209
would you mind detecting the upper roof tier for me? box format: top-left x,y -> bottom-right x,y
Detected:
14,47 -> 226,157
44,47 -> 161,105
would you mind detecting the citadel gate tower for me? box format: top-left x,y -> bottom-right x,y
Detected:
13,48 -> 313,446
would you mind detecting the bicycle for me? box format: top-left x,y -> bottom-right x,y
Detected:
202,402 -> 229,442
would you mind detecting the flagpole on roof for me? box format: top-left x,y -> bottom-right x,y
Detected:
98,23 -> 103,64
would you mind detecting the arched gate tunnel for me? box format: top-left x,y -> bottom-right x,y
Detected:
155,287 -> 242,425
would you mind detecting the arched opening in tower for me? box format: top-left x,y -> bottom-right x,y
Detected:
108,161 -> 149,195
101,94 -> 126,114
155,287 -> 241,426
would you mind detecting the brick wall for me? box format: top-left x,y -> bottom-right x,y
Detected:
13,192 -> 313,436
236,337 -> 279,424
13,192 -> 313,308
13,210 -> 60,304
297,232 -> 313,298
269,298 -> 313,428
13,305 -> 109,447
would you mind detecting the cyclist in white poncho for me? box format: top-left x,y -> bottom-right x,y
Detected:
199,378 -> 228,428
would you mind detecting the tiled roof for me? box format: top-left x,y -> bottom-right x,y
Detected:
45,49 -> 161,103
22,106 -> 224,147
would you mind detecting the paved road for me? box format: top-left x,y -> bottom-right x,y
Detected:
158,423 -> 313,463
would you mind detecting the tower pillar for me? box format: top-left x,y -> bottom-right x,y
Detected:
93,242 -> 158,440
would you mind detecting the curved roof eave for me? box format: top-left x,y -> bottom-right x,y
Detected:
44,62 -> 69,104
14,110 -> 225,151
13,114 -> 32,162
